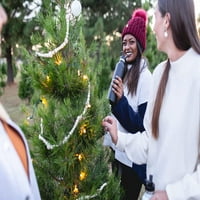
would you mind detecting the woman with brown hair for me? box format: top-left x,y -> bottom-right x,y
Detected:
102,0 -> 200,199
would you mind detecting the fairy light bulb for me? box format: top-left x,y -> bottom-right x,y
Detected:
71,0 -> 82,17
73,184 -> 79,194
80,171 -> 87,181
83,75 -> 88,81
75,153 -> 84,161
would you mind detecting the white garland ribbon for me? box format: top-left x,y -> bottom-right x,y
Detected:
76,183 -> 107,200
39,82 -> 91,150
35,4 -> 72,58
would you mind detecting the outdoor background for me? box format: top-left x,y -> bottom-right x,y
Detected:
0,0 -> 200,200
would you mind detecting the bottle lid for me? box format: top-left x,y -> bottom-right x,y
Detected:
145,174 -> 155,192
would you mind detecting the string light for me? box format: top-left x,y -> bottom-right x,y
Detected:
79,171 -> 87,181
87,104 -> 91,109
38,82 -> 91,150
46,75 -> 51,83
54,53 -> 63,65
79,123 -> 87,135
73,184 -> 79,194
41,97 -> 48,107
82,75 -> 88,81
75,153 -> 85,161
42,76 -> 51,88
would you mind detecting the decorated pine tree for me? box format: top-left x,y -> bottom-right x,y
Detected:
19,0 -> 122,199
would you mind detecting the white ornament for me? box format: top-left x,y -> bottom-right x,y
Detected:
71,0 -> 82,17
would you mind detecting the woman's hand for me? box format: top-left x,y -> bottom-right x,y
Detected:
112,76 -> 124,101
102,116 -> 118,144
150,191 -> 169,200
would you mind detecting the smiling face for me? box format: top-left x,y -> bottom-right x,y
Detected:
122,34 -> 138,63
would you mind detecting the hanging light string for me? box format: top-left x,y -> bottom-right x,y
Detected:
35,3 -> 72,58
76,183 -> 107,200
39,82 -> 91,150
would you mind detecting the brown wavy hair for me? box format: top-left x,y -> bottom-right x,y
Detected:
123,41 -> 147,96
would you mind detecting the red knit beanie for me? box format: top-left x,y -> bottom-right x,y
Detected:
122,8 -> 148,52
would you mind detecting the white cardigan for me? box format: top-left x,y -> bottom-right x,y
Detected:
0,103 -> 41,200
116,48 -> 200,199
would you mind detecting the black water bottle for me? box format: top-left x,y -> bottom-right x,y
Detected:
107,55 -> 126,104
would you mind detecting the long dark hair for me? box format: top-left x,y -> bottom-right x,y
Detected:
123,41 -> 146,96
152,0 -> 200,139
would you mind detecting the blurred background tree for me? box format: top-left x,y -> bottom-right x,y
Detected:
0,0 -> 41,85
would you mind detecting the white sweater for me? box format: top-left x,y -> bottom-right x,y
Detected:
116,48 -> 200,199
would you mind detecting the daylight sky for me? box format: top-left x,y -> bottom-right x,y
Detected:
194,0 -> 200,18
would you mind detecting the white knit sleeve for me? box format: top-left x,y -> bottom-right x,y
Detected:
116,130 -> 149,164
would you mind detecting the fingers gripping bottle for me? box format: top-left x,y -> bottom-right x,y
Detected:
107,55 -> 126,105
142,174 -> 155,200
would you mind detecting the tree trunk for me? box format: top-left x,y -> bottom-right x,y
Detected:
6,45 -> 14,85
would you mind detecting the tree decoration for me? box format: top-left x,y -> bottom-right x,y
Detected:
54,52 -> 63,65
73,184 -> 79,195
40,96 -> 48,107
76,183 -> 108,200
35,1 -> 82,58
71,0 -> 82,17
38,82 -> 91,150
34,4 -> 70,58
82,74 -> 88,81
75,153 -> 85,161
41,75 -> 51,89
79,171 -> 87,181
79,123 -> 87,135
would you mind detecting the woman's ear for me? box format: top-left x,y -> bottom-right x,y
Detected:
163,12 -> 170,29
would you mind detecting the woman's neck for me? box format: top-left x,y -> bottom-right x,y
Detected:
166,44 -> 187,62
162,35 -> 187,62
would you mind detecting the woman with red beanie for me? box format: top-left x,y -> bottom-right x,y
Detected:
104,8 -> 152,200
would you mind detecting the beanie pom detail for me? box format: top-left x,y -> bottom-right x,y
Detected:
132,9 -> 147,24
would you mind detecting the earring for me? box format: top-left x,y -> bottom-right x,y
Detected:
164,30 -> 168,38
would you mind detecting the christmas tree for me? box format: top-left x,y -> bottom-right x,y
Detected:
19,0 -> 122,199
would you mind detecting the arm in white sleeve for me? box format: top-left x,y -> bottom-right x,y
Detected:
166,164 -> 200,200
116,130 -> 149,165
